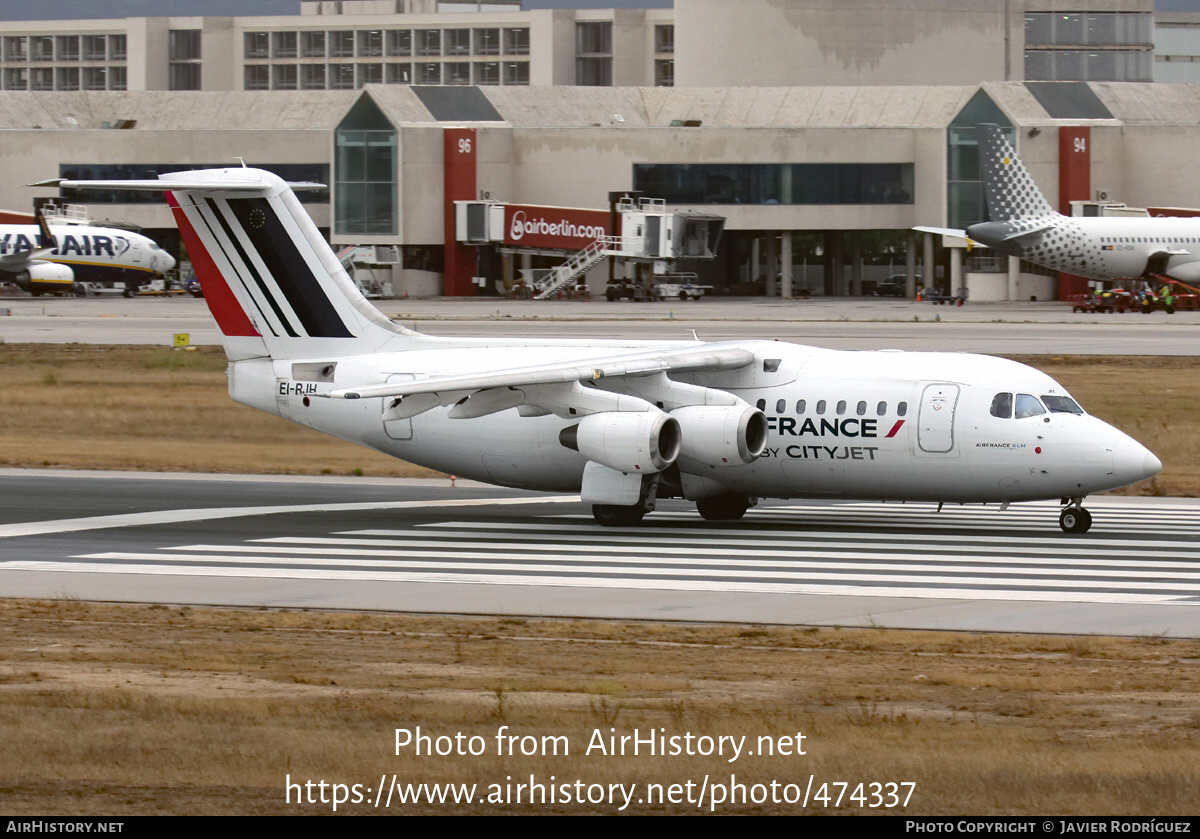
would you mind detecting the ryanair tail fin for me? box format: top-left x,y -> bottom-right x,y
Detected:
977,123 -> 1058,222
40,168 -> 416,361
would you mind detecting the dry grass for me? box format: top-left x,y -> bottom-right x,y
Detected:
0,345 -> 439,478
0,600 -> 1197,815
0,344 -> 1196,493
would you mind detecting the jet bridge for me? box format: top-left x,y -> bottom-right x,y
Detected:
455,199 -> 724,299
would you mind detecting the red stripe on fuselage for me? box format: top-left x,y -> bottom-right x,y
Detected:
166,191 -> 258,337
885,420 -> 905,438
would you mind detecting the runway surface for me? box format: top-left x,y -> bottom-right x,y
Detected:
2,471 -> 1198,637
5,296 -> 1200,354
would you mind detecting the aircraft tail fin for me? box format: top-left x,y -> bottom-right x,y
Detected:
46,168 -> 416,361
977,123 -> 1058,222
34,207 -> 56,252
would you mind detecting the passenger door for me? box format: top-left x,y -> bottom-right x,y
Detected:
917,384 -> 959,453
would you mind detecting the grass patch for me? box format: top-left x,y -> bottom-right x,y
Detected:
0,344 -> 440,477
0,600 -> 1197,815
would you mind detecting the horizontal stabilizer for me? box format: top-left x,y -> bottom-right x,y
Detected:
1000,223 -> 1057,243
913,226 -> 967,238
32,176 -> 325,192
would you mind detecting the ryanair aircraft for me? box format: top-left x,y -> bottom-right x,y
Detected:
0,214 -> 175,296
42,168 -> 1161,533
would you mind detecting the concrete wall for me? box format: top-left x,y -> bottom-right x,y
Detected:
395,125 -> 442,246
1109,126 -> 1200,209
126,18 -> 170,91
676,0 -> 1009,88
506,124 -> 940,232
201,18 -> 235,92
966,272 -> 1055,302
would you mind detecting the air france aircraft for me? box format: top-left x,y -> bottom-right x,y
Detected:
41,168 -> 1161,533
920,123 -> 1200,283
0,216 -> 175,296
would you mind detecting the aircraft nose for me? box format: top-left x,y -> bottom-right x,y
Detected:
1142,450 -> 1163,480
162,252 -> 177,272
1113,440 -> 1162,484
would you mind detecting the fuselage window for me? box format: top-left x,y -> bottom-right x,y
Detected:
756,398 -> 766,411
1042,395 -> 1084,414
990,392 -> 1013,419
796,399 -> 806,414
775,399 -> 786,414
816,400 -> 826,415
836,400 -> 847,416
897,401 -> 908,417
877,401 -> 887,415
856,400 -> 867,416
1015,393 -> 1046,419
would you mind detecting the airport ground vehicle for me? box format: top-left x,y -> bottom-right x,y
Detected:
873,275 -> 915,297
651,274 -> 711,301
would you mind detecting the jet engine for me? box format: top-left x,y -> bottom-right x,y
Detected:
14,262 -> 74,291
672,404 -> 768,468
559,410 -> 681,474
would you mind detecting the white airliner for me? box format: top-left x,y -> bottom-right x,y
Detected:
921,123 -> 1200,283
40,168 -> 1161,533
0,215 -> 175,296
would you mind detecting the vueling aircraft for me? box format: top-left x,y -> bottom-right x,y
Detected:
922,123 -> 1200,283
41,167 -> 1161,533
0,214 -> 175,296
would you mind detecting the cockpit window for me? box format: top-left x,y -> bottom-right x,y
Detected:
1014,393 -> 1046,419
990,392 -> 1013,419
1042,395 -> 1084,414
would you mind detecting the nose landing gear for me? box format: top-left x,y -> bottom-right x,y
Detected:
1059,497 -> 1092,534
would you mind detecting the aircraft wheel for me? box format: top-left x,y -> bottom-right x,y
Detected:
123,287 -> 134,298
592,504 -> 645,527
697,495 -> 751,521
1059,506 -> 1092,534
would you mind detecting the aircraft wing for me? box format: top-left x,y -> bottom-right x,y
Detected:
0,248 -> 52,270
328,344 -> 756,401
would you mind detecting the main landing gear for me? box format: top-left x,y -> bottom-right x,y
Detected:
1059,497 -> 1092,534
696,494 -> 755,522
592,504 -> 645,527
591,492 -> 757,527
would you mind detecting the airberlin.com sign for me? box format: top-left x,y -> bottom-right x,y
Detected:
503,205 -> 610,249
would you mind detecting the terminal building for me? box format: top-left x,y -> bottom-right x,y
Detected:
4,0 -> 1200,300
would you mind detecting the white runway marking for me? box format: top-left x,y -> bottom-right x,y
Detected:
0,495 -> 579,539
2,498 -> 1197,607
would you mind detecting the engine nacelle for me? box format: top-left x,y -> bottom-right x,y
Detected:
672,404 -> 768,467
559,410 -> 680,474
17,262 -> 74,290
